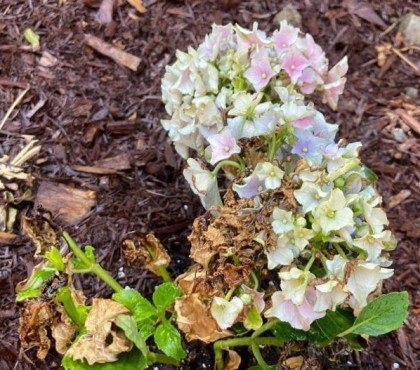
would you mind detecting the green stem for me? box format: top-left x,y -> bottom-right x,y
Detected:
214,336 -> 284,369
157,265 -> 172,282
304,250 -> 316,272
268,133 -> 277,162
63,232 -> 123,293
251,319 -> 279,338
250,271 -> 259,290
56,287 -> 85,327
149,352 -> 179,366
333,243 -> 348,259
212,160 -> 242,175
251,342 -> 269,369
327,158 -> 360,182
225,286 -> 236,301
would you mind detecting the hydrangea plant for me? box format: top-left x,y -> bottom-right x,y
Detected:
162,22 -> 409,369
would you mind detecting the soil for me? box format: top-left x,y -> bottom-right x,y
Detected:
0,0 -> 419,369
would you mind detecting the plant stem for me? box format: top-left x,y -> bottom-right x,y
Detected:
157,265 -> 172,282
333,243 -> 348,259
251,319 -> 279,338
225,286 -> 236,301
251,342 -> 269,369
214,336 -> 284,370
212,160 -> 242,175
327,158 -> 360,182
304,250 -> 316,272
268,133 -> 277,162
56,287 -> 85,327
63,232 -> 123,293
149,352 -> 179,366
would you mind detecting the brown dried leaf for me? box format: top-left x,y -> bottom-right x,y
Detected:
123,234 -> 170,276
174,293 -> 232,343
346,0 -> 387,28
19,301 -> 53,359
21,216 -> 57,257
51,305 -> 78,354
283,355 -> 304,370
226,350 -> 241,370
66,298 -> 132,365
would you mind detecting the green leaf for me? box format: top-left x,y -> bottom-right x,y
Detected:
62,349 -> 146,370
16,267 -> 56,301
273,309 -> 363,349
45,247 -> 65,271
154,321 -> 186,361
116,315 -> 149,359
137,318 -> 155,341
152,282 -> 182,312
113,288 -> 157,321
340,292 -> 409,337
363,166 -> 378,183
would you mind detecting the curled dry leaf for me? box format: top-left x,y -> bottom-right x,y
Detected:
51,305 -> 78,354
19,301 -> 53,359
226,349 -> 241,370
174,293 -> 232,343
122,234 -> 170,276
19,300 -> 77,359
66,298 -> 132,365
22,216 -> 57,257
283,355 -> 304,370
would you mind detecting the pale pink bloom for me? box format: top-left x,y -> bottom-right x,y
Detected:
244,50 -> 275,91
241,285 -> 266,313
322,56 -> 348,110
299,67 -> 322,94
207,128 -> 241,165
292,115 -> 315,129
236,23 -> 269,53
300,34 -> 327,74
265,288 -> 325,331
273,20 -> 299,54
282,52 -> 309,83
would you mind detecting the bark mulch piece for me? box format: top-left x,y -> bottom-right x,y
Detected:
0,0 -> 419,369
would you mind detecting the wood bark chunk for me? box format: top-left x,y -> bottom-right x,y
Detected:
84,34 -> 140,71
35,181 -> 96,225
94,153 -> 131,170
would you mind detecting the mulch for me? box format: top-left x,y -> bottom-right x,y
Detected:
0,0 -> 419,369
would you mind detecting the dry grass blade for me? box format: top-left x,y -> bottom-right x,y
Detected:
0,87 -> 30,131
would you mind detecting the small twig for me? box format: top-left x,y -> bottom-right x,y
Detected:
0,87 -> 30,131
84,34 -> 141,71
391,47 -> 420,73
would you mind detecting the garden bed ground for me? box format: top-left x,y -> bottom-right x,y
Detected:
0,0 -> 419,369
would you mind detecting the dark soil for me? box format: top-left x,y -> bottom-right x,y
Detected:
0,0 -> 419,369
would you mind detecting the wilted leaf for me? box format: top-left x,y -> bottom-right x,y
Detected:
19,301 -> 53,359
22,216 -> 57,257
51,305 -> 78,354
66,299 -> 132,365
283,356 -> 304,370
346,0 -> 387,28
226,350 -> 241,370
122,234 -> 170,276
174,293 -> 232,343
154,321 -> 186,361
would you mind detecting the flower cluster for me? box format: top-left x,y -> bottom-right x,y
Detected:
162,22 -> 397,333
